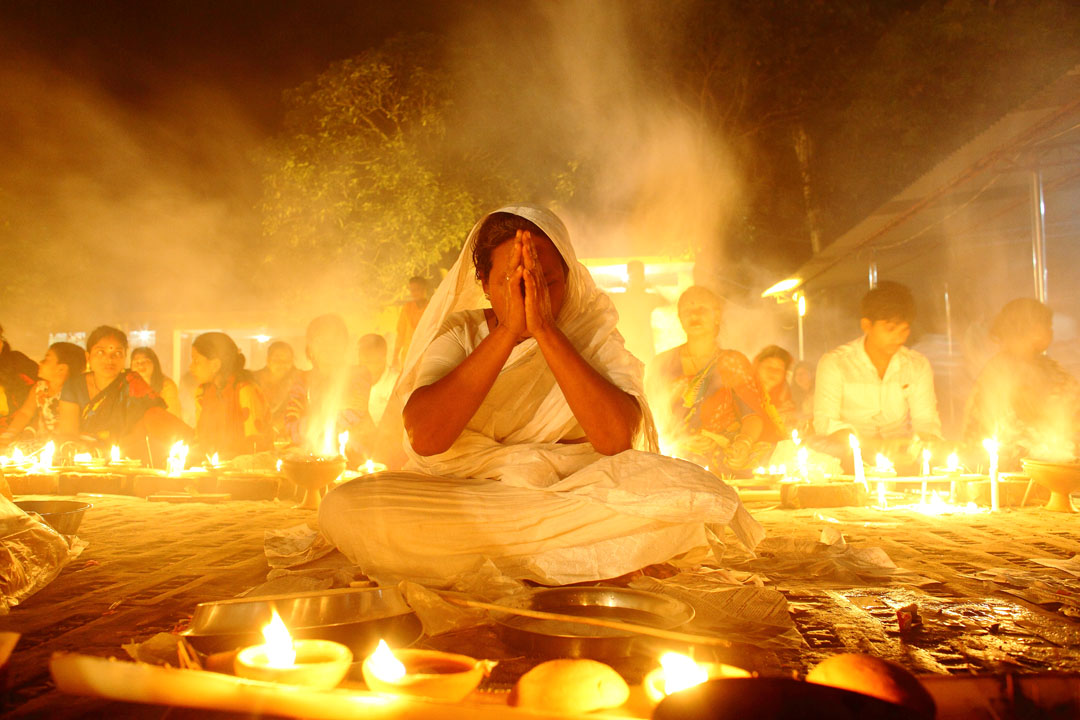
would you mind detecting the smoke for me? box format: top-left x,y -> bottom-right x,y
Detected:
0,41 -> 264,359
442,0 -> 790,358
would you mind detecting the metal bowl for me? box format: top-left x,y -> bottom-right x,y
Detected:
181,586 -> 421,656
492,586 -> 695,659
14,500 -> 92,534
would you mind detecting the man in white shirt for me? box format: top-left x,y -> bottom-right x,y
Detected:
813,281 -> 943,468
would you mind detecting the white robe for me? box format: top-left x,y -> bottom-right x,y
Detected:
319,204 -> 762,586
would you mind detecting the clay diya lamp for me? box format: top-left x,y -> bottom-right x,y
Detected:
234,609 -> 351,689
643,652 -> 751,706
362,640 -> 494,702
281,455 -> 346,510
1021,458 -> 1080,513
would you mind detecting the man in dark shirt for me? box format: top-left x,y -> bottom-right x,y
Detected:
0,325 -> 39,434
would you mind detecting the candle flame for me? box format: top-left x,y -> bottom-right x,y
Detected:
874,453 -> 894,473
368,639 -> 406,682
166,441 -> 189,477
276,459 -> 283,473
261,608 -> 296,668
110,445 -> 120,463
210,452 -> 219,467
74,452 -> 93,463
982,437 -> 999,457
365,459 -> 376,474
338,431 -> 349,458
791,429 -> 800,445
659,652 -> 709,695
13,447 -> 24,463
848,434 -> 859,450
31,441 -> 56,472
946,451 -> 960,472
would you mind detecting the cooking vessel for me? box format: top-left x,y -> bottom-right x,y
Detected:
492,586 -> 695,659
181,586 -> 421,656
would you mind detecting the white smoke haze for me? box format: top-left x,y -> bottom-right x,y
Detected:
1,0 -> 796,375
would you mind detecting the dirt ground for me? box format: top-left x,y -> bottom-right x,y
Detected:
2,493 -> 1079,718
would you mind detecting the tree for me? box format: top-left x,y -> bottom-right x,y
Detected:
259,35 -> 490,315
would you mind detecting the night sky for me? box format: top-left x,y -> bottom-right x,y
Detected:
2,0 -> 454,132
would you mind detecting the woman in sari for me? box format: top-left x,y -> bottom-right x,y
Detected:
0,342 -> 84,443
753,345 -> 799,435
131,347 -> 182,419
57,326 -> 188,460
320,205 -> 762,587
190,332 -> 272,459
647,287 -> 779,476
963,298 -> 1080,469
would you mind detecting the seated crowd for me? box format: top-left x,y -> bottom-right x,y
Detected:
1,204 -> 1076,587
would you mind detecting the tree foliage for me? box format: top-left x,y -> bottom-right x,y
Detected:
259,35 -> 485,312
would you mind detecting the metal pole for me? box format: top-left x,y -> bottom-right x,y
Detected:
796,293 -> 806,361
944,283 -> 956,432
1030,169 -> 1048,303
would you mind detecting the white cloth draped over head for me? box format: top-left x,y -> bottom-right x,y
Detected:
394,203 -> 661,482
323,204 -> 762,588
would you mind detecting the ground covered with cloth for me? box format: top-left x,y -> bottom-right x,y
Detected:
1,494 -> 1080,717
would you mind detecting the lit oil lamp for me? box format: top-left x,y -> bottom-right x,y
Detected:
30,441 -> 56,473
110,445 -> 120,464
642,651 -> 750,705
234,608 -> 352,689
360,459 -> 388,475
338,431 -> 349,458
361,639 -> 494,702
166,441 -> 189,477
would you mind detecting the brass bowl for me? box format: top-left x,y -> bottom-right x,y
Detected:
1020,459 -> 1080,512
281,455 -> 346,509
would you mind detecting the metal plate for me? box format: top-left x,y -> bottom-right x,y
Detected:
181,586 -> 421,656
493,586 -> 695,659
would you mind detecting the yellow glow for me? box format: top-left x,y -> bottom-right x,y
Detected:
659,652 -> 709,695
276,459 -> 283,473
368,639 -> 406,682
211,452 -> 220,466
761,278 -> 802,298
874,453 -> 895,474
261,608 -> 297,668
12,448 -> 24,463
921,448 -> 931,476
791,429 -> 800,445
254,334 -> 272,343
110,445 -> 120,463
73,452 -> 93,463
848,434 -> 860,450
33,441 -> 56,472
338,431 -> 349,458
982,437 -> 999,462
946,451 -> 960,472
166,441 -> 189,477
797,293 -> 807,317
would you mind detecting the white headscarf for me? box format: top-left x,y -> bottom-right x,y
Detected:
392,203 -> 657,473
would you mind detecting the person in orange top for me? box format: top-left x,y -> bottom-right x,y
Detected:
393,276 -> 430,368
190,332 -> 271,459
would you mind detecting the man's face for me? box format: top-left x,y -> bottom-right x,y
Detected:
409,281 -> 428,303
307,333 -> 346,371
267,347 -> 294,380
861,317 -> 911,357
358,346 -> 386,382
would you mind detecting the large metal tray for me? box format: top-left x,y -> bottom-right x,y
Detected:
492,586 -> 695,659
181,586 -> 421,656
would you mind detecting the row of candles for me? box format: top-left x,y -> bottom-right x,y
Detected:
239,608 -> 736,707
751,430 -> 1000,512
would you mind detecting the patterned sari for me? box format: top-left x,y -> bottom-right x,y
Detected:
63,371 -> 166,444
650,348 -> 778,475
